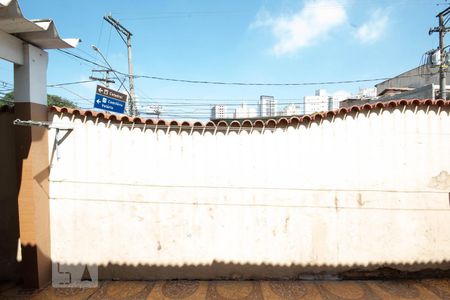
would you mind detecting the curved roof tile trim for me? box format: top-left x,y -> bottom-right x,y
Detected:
48,99 -> 450,130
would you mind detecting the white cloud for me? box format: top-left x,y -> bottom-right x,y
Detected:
251,0 -> 347,56
355,9 -> 389,44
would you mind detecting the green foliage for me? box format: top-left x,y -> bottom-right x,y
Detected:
0,92 -> 77,108
47,94 -> 77,108
0,92 -> 13,106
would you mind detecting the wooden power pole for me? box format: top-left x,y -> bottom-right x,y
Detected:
430,6 -> 450,99
104,14 -> 138,116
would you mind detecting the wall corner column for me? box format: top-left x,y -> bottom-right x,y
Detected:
13,43 -> 51,289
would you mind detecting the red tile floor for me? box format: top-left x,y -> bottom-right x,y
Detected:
1,279 -> 449,299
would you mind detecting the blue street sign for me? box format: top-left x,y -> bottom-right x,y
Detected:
94,93 -> 126,114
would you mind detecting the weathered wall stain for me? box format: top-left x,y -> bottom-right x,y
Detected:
357,193 -> 365,207
429,171 -> 450,190
284,216 -> 290,234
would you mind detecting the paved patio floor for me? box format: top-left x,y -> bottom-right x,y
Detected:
1,278 -> 449,299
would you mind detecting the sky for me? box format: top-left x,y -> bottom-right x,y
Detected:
0,0 -> 447,119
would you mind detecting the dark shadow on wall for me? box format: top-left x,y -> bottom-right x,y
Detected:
3,261 -> 450,299
54,261 -> 450,282
12,102 -> 51,289
0,107 -> 20,281
4,246 -> 450,292
0,103 -> 49,287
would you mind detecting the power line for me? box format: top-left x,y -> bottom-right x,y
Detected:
132,75 -> 394,86
56,50 -> 442,87
47,80 -> 93,87
58,49 -> 109,70
60,96 -> 352,105
0,80 -> 13,87
130,70 -> 436,86
50,86 -> 94,104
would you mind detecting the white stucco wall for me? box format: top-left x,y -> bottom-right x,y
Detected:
48,105 -> 450,279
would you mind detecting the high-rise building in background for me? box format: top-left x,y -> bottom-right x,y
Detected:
234,103 -> 257,119
328,92 -> 349,110
304,89 -> 329,114
281,104 -> 300,116
259,95 -> 277,117
211,105 -> 228,119
209,88 -> 374,120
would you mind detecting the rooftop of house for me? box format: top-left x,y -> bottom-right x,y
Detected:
378,87 -> 416,96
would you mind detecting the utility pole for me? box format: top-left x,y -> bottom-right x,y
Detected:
430,6 -> 450,99
104,14 -> 137,116
89,69 -> 115,87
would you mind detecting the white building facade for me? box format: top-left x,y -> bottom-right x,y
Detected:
234,103 -> 257,119
211,105 -> 228,119
328,93 -> 349,110
304,89 -> 329,114
259,96 -> 277,117
281,104 -> 300,116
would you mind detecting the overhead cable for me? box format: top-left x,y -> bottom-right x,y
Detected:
48,80 -> 94,87
56,50 -> 437,87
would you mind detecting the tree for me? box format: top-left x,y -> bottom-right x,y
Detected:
0,92 -> 13,106
0,92 -> 77,108
46,94 -> 77,108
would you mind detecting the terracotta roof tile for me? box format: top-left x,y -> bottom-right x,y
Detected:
289,116 -> 301,128
157,119 -> 167,126
205,121 -> 216,127
337,107 -> 348,115
133,117 -> 144,124
47,99 -> 450,130
277,117 -> 289,128
311,113 -> 323,122
301,115 -> 312,123
253,120 -> 265,128
145,119 -> 156,125
265,119 -> 277,128
399,99 -> 408,106
169,120 -> 181,126
216,120 -> 228,128
229,120 -> 241,128
362,104 -> 373,111
96,112 -> 106,119
241,120 -> 253,128
120,115 -> 132,123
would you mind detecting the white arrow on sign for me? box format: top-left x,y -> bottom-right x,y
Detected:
96,99 -> 101,104
98,88 -> 103,93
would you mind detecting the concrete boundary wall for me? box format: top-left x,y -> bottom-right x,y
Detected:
48,105 -> 450,279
